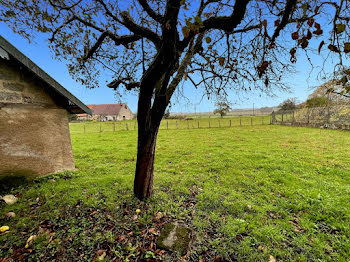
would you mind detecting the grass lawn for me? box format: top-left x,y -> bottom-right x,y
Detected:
1,125 -> 350,261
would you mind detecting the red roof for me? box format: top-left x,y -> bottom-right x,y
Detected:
77,104 -> 127,116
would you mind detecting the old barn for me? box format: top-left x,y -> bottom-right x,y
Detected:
77,103 -> 134,121
0,36 -> 91,178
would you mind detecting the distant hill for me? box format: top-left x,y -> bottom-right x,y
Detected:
170,106 -> 280,118
230,106 -> 280,116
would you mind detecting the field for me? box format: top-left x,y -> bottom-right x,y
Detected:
1,123 -> 350,261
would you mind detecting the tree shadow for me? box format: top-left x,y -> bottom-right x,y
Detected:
0,170 -> 37,194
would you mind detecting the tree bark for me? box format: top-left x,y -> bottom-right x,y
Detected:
133,0 -> 180,200
134,124 -> 159,200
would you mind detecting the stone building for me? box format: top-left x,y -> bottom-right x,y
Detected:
0,35 -> 91,178
77,103 -> 134,121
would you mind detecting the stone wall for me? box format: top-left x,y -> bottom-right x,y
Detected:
118,105 -> 134,120
0,58 -> 75,177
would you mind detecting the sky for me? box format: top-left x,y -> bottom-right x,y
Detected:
0,23 -> 332,113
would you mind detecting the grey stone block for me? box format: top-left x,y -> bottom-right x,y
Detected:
157,223 -> 192,255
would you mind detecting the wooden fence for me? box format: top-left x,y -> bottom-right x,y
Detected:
70,116 -> 271,134
271,105 -> 350,130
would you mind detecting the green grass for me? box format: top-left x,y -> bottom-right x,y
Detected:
1,125 -> 350,261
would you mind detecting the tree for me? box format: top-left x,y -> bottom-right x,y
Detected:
279,98 -> 297,111
1,0 -> 350,200
308,80 -> 349,106
69,114 -> 78,121
306,96 -> 329,108
213,101 -> 231,118
330,68 -> 350,98
163,108 -> 171,119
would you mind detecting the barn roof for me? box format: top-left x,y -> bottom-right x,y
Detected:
0,35 -> 91,114
86,104 -> 127,115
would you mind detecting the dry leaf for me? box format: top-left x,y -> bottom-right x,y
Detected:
148,228 -> 157,234
0,226 -> 9,233
155,212 -> 163,219
25,235 -> 37,249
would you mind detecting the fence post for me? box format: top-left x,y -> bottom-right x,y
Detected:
167,121 -> 169,130
230,120 -> 231,127
282,114 -> 284,123
292,111 -> 295,124
126,123 -> 128,131
240,118 -> 242,126
84,124 -> 86,133
198,121 -> 200,129
113,123 -> 116,132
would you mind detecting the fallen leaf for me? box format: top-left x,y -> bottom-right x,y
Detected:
25,235 -> 37,249
96,249 -> 106,261
119,235 -> 126,242
155,212 -> 163,219
0,226 -> 9,233
4,212 -> 16,218
2,195 -> 17,205
148,228 -> 157,234
258,245 -> 265,251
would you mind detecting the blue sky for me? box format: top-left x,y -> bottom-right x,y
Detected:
0,24 -> 330,113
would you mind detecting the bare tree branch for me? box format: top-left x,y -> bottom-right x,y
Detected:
137,0 -> 164,23
271,0 -> 297,43
83,32 -> 142,61
120,11 -> 161,49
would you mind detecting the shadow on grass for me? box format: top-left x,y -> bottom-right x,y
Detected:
0,169 -> 38,194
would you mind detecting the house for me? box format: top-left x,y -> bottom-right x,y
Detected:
0,35 -> 91,178
77,103 -> 133,121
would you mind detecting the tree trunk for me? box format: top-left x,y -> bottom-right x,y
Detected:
133,124 -> 159,200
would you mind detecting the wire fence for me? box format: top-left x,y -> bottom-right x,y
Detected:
271,105 -> 350,130
69,116 -> 272,134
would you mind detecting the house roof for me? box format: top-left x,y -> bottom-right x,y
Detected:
82,104 -> 127,116
0,35 -> 91,114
